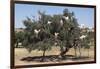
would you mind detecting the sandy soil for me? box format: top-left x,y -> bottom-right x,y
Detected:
15,46 -> 95,66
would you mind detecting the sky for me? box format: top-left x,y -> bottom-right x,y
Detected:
15,4 -> 94,28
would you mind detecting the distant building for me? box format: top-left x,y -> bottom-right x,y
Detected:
15,28 -> 24,32
81,27 -> 94,33
79,24 -> 94,33
89,28 -> 94,32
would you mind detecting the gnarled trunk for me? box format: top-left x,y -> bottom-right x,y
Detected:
60,47 -> 69,57
59,45 -> 72,59
59,44 -> 73,59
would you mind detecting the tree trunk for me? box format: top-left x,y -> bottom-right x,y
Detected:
79,46 -> 81,57
43,50 -> 46,57
41,49 -> 46,62
59,47 -> 69,59
16,42 -> 18,48
74,47 -> 77,57
88,49 -> 89,57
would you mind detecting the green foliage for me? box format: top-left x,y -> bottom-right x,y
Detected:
22,12 -> 54,54
15,31 -> 25,48
21,8 -> 80,56
83,32 -> 93,49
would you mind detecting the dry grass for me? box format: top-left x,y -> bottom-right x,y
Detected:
15,46 -> 95,66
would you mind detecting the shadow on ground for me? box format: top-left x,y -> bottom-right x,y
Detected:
20,55 -> 90,62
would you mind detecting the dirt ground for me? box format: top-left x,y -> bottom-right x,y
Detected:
15,46 -> 95,66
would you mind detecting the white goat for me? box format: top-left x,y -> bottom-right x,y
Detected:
47,21 -> 52,24
34,29 -> 41,34
80,35 -> 87,39
63,16 -> 69,21
55,32 -> 59,38
60,19 -> 63,26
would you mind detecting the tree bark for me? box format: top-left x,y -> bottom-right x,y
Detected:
74,47 -> 77,57
43,50 -> 46,57
41,49 -> 46,62
59,47 -> 69,58
16,42 -> 18,48
79,46 -> 81,57
88,49 -> 89,57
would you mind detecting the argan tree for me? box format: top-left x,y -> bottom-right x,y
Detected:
22,8 -> 81,61
82,29 -> 94,57
53,9 -> 80,58
22,12 -> 54,61
15,31 -> 24,48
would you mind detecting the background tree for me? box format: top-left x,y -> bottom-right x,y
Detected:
82,28 -> 94,57
15,31 -> 24,48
